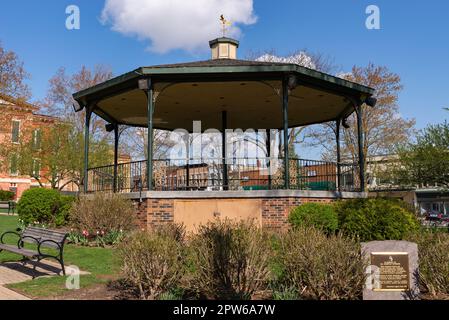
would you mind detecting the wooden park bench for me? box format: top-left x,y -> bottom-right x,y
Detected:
0,227 -> 68,275
0,201 -> 17,215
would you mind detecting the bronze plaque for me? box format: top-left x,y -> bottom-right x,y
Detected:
370,252 -> 410,292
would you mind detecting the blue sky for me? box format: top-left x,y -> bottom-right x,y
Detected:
0,0 -> 448,130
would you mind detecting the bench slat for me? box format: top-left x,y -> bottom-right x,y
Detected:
0,244 -> 38,258
21,227 -> 67,249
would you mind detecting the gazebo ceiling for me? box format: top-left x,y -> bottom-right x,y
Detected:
74,58 -> 375,131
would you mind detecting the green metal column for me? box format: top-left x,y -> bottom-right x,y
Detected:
266,130 -> 272,189
336,119 -> 342,192
282,78 -> 290,189
83,106 -> 92,193
222,111 -> 228,190
113,123 -> 119,193
356,104 -> 365,192
185,134 -> 190,189
146,78 -> 154,191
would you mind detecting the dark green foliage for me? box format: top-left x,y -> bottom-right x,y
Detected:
394,121 -> 449,188
0,190 -> 15,201
289,203 -> 338,234
336,198 -> 420,242
17,188 -> 74,226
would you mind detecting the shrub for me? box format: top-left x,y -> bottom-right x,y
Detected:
69,193 -> 137,235
0,190 -> 15,201
188,219 -> 272,300
55,195 -> 76,226
17,188 -> 71,226
277,226 -> 367,300
118,228 -> 186,300
289,203 -> 338,234
336,198 -> 420,242
408,231 -> 449,298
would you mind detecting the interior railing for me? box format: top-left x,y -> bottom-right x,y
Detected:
87,158 -> 359,193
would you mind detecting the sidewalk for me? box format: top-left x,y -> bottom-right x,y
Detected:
0,260 -> 89,300
0,285 -> 30,300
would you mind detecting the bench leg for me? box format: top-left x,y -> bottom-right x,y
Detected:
32,258 -> 41,279
59,257 -> 66,276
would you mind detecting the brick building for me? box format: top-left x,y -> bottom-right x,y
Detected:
0,94 -> 59,199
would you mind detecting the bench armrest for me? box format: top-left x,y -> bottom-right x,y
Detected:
0,231 -> 21,248
37,240 -> 62,256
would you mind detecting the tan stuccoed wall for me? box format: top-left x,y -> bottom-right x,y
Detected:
129,190 -> 367,233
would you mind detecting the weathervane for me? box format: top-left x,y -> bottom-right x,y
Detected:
220,14 -> 232,37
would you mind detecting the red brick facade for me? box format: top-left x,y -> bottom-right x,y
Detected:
0,94 -> 59,199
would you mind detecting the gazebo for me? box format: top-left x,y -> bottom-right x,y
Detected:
73,37 -> 376,231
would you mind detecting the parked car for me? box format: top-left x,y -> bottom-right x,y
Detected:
425,210 -> 444,221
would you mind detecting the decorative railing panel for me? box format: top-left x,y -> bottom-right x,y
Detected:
87,158 -> 359,193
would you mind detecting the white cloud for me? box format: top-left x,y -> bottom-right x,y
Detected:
101,0 -> 257,53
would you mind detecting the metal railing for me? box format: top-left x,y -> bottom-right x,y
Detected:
87,157 -> 359,193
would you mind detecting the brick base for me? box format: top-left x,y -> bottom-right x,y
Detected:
132,196 -> 336,232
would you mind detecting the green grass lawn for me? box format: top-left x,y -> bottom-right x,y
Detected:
0,215 -> 121,299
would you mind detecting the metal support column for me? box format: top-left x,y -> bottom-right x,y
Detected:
83,106 -> 92,193
113,123 -> 119,193
336,119 -> 342,192
266,130 -> 272,189
356,104 -> 365,192
146,78 -> 154,191
185,134 -> 190,189
222,111 -> 228,190
282,78 -> 290,189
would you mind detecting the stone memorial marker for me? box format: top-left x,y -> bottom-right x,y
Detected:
362,241 -> 419,300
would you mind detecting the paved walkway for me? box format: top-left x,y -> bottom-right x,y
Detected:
0,260 -> 89,300
0,286 -> 30,300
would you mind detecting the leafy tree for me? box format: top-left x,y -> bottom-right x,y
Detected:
393,121 -> 449,188
0,41 -> 30,100
307,64 -> 415,190
0,122 -> 112,190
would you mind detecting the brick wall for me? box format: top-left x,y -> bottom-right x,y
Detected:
261,197 -> 335,231
134,198 -> 175,230
132,196 -> 336,232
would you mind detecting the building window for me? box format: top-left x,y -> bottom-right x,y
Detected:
11,120 -> 20,143
32,159 -> 41,178
10,154 -> 18,176
307,170 -> 317,177
32,129 -> 42,150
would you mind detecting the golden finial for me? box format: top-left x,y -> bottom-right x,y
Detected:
220,14 -> 232,37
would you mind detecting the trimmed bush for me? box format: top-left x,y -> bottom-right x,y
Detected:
118,227 -> 186,300
408,231 -> 449,298
69,193 -> 137,235
17,188 -> 71,226
189,219 -> 272,300
277,226 -> 367,300
336,198 -> 420,242
55,195 -> 76,226
289,203 -> 338,234
0,190 -> 15,201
